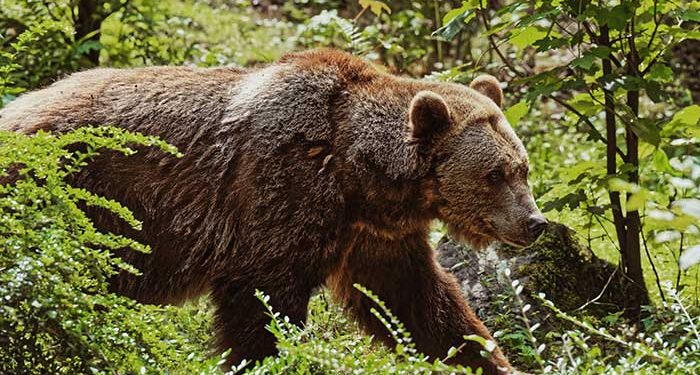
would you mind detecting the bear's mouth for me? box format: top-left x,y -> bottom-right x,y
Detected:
445,221 -> 497,250
482,219 -> 529,249
493,223 -> 543,249
496,235 -> 529,248
437,207 -> 506,250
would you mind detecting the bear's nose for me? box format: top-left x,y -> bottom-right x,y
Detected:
527,214 -> 548,239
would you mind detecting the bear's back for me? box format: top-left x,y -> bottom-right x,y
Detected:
0,66 -> 246,142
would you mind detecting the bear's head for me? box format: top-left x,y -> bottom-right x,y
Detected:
409,76 -> 547,249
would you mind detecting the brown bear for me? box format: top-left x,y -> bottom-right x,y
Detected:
0,49 -> 547,374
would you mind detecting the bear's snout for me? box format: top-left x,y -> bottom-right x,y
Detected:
527,214 -> 548,241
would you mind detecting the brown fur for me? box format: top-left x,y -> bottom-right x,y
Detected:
0,49 -> 546,374
469,75 -> 503,108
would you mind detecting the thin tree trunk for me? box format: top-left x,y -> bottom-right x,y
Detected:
75,0 -> 103,65
625,88 -> 650,310
600,25 -> 648,315
625,24 -> 650,310
600,25 -> 627,258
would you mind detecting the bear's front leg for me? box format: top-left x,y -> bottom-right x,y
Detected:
209,270 -> 316,368
327,229 -> 512,375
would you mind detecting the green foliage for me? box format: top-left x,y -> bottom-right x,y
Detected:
100,0 -> 295,67
1,0 -> 699,374
1,0 -> 296,94
251,286 -> 489,374
0,3 -> 98,95
534,285 -> 700,374
250,272 -> 700,375
0,127 -> 223,374
438,0 -> 700,303
0,20 -> 72,106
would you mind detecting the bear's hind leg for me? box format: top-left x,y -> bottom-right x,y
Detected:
110,246 -> 210,305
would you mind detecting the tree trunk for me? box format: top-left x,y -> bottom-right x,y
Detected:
74,0 -> 103,65
625,81 -> 650,311
600,25 -> 649,316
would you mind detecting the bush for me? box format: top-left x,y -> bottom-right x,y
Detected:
253,270 -> 700,375
0,126 -> 697,375
0,127 -> 496,374
0,127 -> 222,374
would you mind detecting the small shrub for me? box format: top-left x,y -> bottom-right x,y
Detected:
0,126 -> 223,374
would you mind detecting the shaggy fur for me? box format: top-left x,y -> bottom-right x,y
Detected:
0,49 -> 546,374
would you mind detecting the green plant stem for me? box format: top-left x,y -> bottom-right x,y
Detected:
536,295 -> 665,362
640,227 -> 666,302
433,0 -> 442,62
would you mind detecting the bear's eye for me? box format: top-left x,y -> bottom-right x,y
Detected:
486,168 -> 505,184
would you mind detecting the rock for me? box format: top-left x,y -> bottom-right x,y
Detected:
437,222 -> 637,327
436,223 -> 639,368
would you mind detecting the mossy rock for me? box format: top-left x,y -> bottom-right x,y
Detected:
436,222 -> 638,327
436,223 -> 640,368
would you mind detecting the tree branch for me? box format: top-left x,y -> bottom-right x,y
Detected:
549,94 -> 627,161
582,20 -> 622,68
478,0 -> 526,77
646,0 -> 660,49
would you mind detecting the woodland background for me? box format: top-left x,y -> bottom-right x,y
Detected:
0,0 -> 699,374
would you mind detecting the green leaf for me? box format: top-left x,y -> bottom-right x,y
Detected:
644,80 -> 667,103
442,0 -> 478,24
510,26 -> 547,49
598,4 -> 633,30
671,105 -> 700,127
590,46 -> 612,58
608,178 -> 639,193
630,118 -> 661,147
358,0 -> 391,17
567,94 -> 599,116
504,101 -> 529,126
433,1 -> 478,40
661,105 -> 700,137
75,40 -> 101,57
627,190 -> 648,211
533,36 -> 569,52
651,149 -> 672,173
681,10 -> 700,22
570,54 -> 595,70
648,64 -> 674,83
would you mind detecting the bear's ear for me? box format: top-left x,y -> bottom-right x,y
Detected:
469,75 -> 503,108
409,91 -> 451,142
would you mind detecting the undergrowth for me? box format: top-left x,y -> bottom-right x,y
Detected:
1,129 -> 698,374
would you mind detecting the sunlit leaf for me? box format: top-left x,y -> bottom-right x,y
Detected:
671,105 -> 700,127
505,101 -> 529,126
358,0 -> 391,17
681,10 -> 700,22
651,150 -> 672,173
674,199 -> 700,218
510,26 -> 547,49
433,3 -> 476,41
608,178 -> 639,193
680,245 -> 700,270
570,54 -> 595,70
627,190 -> 648,211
